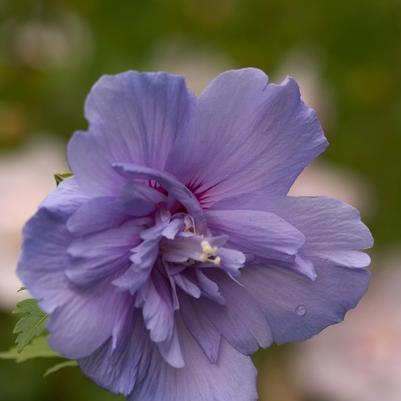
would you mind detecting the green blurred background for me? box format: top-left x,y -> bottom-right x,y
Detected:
0,1 -> 400,400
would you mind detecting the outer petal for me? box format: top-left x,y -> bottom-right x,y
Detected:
18,178 -> 87,311
66,220 -> 142,286
129,320 -> 258,401
68,72 -> 195,196
17,209 -> 72,313
166,68 -> 327,204
40,177 -> 88,217
239,262 -> 370,344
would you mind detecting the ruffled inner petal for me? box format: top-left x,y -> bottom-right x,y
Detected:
181,270 -> 273,356
67,196 -> 128,236
66,220 -> 142,286
137,272 -> 184,368
113,162 -> 206,232
206,208 -> 307,269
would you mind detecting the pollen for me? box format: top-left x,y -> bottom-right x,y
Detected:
201,240 -> 218,256
199,240 -> 220,266
213,256 -> 221,267
199,253 -> 209,262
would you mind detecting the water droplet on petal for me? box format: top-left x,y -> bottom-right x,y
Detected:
295,305 -> 306,316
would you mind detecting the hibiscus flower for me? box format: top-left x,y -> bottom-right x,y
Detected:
18,68 -> 373,401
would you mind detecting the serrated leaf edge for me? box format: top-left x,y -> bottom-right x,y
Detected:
12,299 -> 49,352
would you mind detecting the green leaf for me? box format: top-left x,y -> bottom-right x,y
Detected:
54,172 -> 73,186
13,299 -> 48,352
0,336 -> 59,363
44,360 -> 78,377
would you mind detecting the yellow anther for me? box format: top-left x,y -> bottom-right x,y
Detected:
213,256 -> 221,267
199,253 -> 209,262
199,239 -> 221,265
201,240 -> 211,252
201,240 -> 218,256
